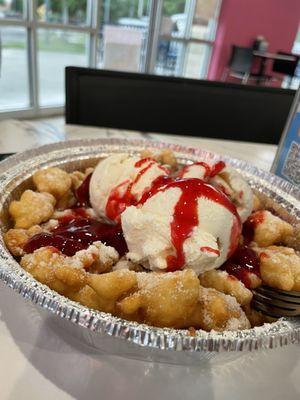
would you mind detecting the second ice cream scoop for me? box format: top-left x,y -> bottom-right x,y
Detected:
89,154 -> 169,222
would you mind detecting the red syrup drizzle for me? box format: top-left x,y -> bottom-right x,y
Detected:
178,162 -> 211,179
238,190 -> 244,200
134,157 -> 152,168
75,173 -> 92,207
220,245 -> 260,288
200,246 -> 220,256
242,210 -> 265,244
178,160 -> 226,180
210,161 -> 226,177
138,177 -> 241,272
24,208 -> 128,257
105,159 -> 169,222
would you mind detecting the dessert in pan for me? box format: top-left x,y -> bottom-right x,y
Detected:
3,149 -> 300,333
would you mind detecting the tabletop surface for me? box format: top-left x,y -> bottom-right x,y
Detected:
0,118 -> 277,171
1,118 -> 299,400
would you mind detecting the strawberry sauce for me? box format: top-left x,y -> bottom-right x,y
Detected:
243,210 -> 265,244
105,159 -> 168,221
221,245 -> 260,288
178,160 -> 226,180
134,158 -> 153,168
200,246 -> 220,256
24,209 -> 128,257
178,162 -> 211,179
138,177 -> 241,272
75,173 -> 92,207
210,161 -> 226,177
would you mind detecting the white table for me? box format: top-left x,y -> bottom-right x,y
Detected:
0,118 -> 276,171
1,119 -> 299,400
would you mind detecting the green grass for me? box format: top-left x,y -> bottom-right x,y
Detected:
3,42 -> 26,50
4,37 -> 86,54
38,36 -> 86,53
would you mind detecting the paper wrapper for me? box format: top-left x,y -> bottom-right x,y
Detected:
0,138 -> 299,365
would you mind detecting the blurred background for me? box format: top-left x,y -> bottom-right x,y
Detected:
0,0 -> 299,118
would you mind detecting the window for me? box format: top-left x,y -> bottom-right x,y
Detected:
0,0 -> 95,117
97,0 -> 152,72
0,26 -> 29,110
0,0 -> 221,117
153,0 -> 221,78
37,29 -> 89,106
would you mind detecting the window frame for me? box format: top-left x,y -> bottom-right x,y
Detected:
0,0 -> 101,118
0,0 -> 221,119
149,0 -> 222,78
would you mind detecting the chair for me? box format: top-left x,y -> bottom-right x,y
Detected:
222,46 -> 254,83
272,52 -> 300,88
65,67 -> 295,144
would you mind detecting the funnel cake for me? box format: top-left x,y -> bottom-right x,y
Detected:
3,149 -> 299,333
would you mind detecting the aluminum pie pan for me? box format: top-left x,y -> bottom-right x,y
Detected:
0,138 -> 299,362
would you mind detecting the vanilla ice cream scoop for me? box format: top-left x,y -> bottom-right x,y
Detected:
179,160 -> 253,222
121,177 -> 242,274
89,154 -> 169,222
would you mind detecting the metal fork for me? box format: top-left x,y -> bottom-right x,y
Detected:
252,286 -> 300,318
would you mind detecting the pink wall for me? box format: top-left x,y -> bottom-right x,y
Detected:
208,0 -> 300,82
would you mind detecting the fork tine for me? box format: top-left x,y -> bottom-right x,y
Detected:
252,300 -> 284,318
254,286 -> 300,305
252,285 -> 300,317
253,290 -> 300,309
257,286 -> 300,298
252,299 -> 300,317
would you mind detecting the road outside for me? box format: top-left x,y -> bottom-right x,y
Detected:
38,50 -> 87,106
0,48 -> 29,109
0,26 -> 88,110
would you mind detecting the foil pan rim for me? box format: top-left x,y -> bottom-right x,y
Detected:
0,137 -> 300,353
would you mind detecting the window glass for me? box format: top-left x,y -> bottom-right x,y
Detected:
0,0 -> 24,19
0,26 -> 29,109
191,0 -> 220,40
38,29 -> 88,106
155,0 -> 219,78
155,40 -> 184,76
183,43 -> 212,79
161,0 -> 186,38
97,0 -> 151,72
36,0 -> 88,25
